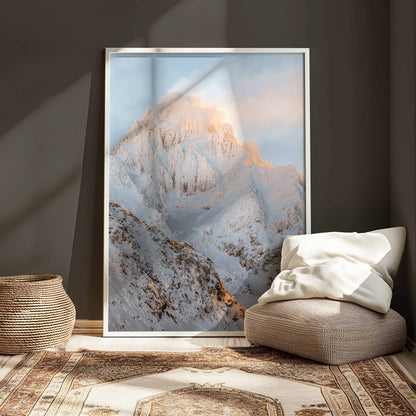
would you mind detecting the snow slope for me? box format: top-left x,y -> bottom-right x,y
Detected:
109,201 -> 245,331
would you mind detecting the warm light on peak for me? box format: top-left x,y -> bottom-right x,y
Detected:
243,139 -> 273,169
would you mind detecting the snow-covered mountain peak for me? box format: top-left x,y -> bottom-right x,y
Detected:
124,93 -> 227,147
113,94 -> 284,177
243,139 -> 273,169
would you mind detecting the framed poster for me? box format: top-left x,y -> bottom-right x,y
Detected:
104,48 -> 310,336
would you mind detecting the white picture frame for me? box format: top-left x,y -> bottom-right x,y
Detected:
104,48 -> 311,337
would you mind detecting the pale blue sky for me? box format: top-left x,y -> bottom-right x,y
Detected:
109,53 -> 305,173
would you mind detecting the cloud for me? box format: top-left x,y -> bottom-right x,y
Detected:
225,57 -> 305,139
238,76 -> 304,127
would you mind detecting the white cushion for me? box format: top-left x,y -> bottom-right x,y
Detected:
258,227 -> 406,313
370,226 -> 406,279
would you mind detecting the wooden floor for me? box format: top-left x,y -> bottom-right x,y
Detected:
66,334 -> 251,352
392,348 -> 416,382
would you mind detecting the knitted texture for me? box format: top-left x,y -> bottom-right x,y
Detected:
244,299 -> 406,365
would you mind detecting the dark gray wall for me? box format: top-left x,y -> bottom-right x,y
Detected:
390,0 -> 416,340
0,0 -> 392,320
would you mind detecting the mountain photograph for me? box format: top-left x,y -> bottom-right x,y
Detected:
107,53 -> 306,332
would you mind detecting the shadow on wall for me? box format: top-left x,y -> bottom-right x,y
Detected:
0,0 -> 228,319
0,75 -> 89,284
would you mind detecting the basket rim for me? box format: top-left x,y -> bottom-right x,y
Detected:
0,274 -> 63,286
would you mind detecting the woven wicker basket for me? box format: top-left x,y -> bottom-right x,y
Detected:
0,274 -> 75,354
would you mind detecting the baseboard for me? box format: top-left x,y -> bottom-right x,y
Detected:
73,319 -> 103,335
406,336 -> 416,352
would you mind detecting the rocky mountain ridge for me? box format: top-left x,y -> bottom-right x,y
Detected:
109,201 -> 245,331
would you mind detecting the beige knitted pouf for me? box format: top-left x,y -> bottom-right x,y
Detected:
0,274 -> 75,354
244,299 -> 407,365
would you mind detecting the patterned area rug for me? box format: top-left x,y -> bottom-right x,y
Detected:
0,347 -> 415,416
